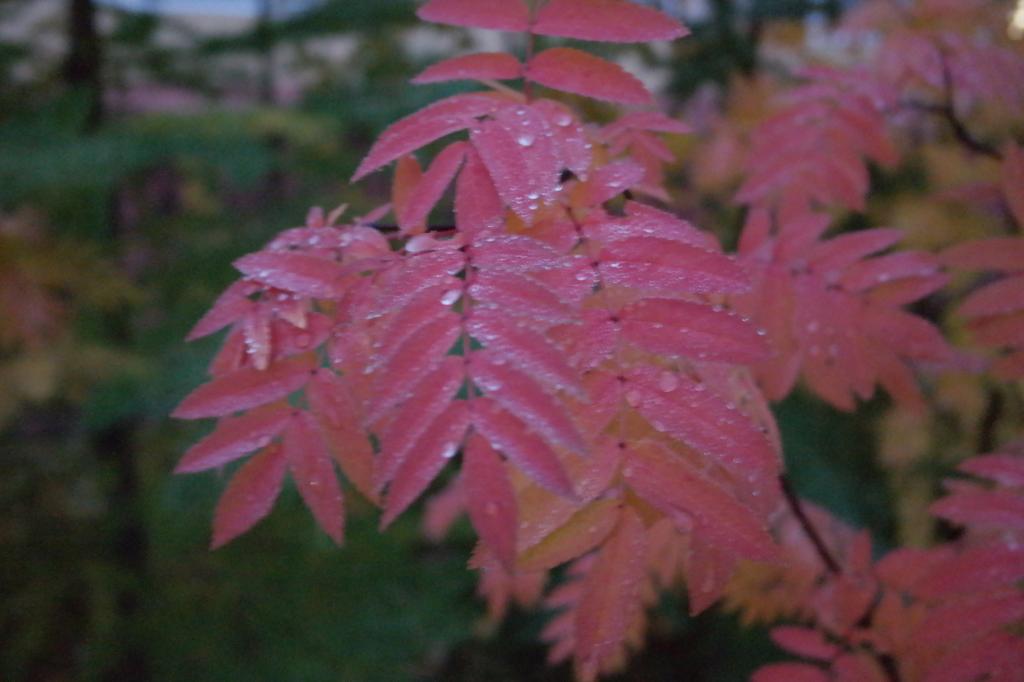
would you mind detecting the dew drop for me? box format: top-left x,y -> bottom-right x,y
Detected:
517,134 -> 535,148
658,371 -> 679,393
440,289 -> 462,306
441,442 -> 459,459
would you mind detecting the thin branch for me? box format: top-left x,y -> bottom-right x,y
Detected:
902,48 -> 1001,160
779,474 -> 842,575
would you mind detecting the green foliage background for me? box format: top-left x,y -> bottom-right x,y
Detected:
0,1 -> 893,680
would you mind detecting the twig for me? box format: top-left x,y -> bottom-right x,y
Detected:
779,474 -> 842,575
903,48 -> 1001,160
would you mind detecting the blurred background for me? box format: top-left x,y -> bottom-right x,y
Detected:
0,0 -> 928,679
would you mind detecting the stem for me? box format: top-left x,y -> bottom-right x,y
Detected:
902,47 -> 1001,160
779,474 -> 841,575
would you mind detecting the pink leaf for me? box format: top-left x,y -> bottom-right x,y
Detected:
621,298 -> 767,364
412,52 -> 522,84
958,453 -> 1024,487
234,252 -> 346,299
574,507 -> 647,682
398,141 -> 467,233
623,441 -> 777,561
468,309 -> 584,398
173,355 -> 315,419
1003,143 -> 1024,229
929,489 -> 1024,531
770,626 -> 840,661
472,234 -> 567,273
624,366 -> 779,479
211,444 -> 288,549
519,498 -> 620,571
175,404 -> 293,473
471,352 -> 588,455
532,0 -> 689,43
306,370 -> 377,504
525,48 -> 652,105
472,397 -> 575,497
582,160 -> 645,206
369,314 -> 461,420
471,106 -> 562,221
353,94 -> 502,181
470,271 -> 574,325
375,357 -> 464,490
601,111 -> 691,138
417,0 -> 530,31
463,433 -> 519,568
381,401 -> 470,527
187,281 -> 254,341
958,275 -> 1024,319
752,664 -> 829,682
600,237 -> 749,295
283,412 -> 345,544
531,99 -> 593,179
455,148 -> 505,237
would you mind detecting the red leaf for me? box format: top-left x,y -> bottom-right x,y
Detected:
470,271 -> 574,325
381,401 -> 470,527
173,355 -> 314,419
211,444 -> 288,548
375,357 -> 464,490
353,94 -> 502,180
468,309 -> 584,398
1003,143 -> 1024,228
370,249 -> 464,317
187,281 -> 254,341
369,313 -> 461,420
623,441 -> 777,561
471,105 -> 562,221
398,142 -> 467,233
283,412 -> 345,544
582,160 -> 645,206
519,498 -> 620,571
525,48 -> 652,105
958,275 -> 1024,319
602,111 -> 691,138
942,237 -> 1024,273
455,148 -> 505,237
234,252 -> 346,299
472,397 -> 576,497
599,237 -> 749,295
531,99 -> 593,179
574,507 -> 647,682
621,298 -> 767,364
305,370 -> 377,504
770,626 -> 840,661
472,234 -> 567,273
532,0 -> 689,43
412,52 -> 522,84
929,489 -> 1024,531
471,352 -> 588,455
417,0 -> 530,31
176,404 -> 293,473
463,433 -> 518,568
752,664 -> 829,682
958,453 -> 1024,487
624,366 -> 779,479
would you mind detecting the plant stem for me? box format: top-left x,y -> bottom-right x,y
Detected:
779,474 -> 841,574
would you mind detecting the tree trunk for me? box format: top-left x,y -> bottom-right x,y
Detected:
63,0 -> 104,130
